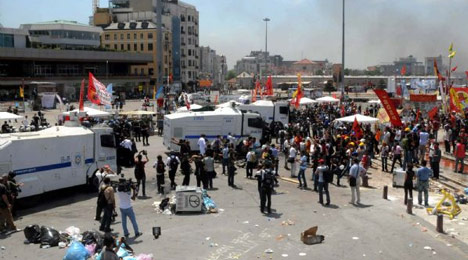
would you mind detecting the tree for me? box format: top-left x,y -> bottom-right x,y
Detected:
226,70 -> 236,80
323,80 -> 336,95
344,68 -> 350,76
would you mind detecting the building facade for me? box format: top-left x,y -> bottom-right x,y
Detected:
199,46 -> 227,87
102,21 -> 172,83
20,20 -> 102,50
0,27 -> 28,48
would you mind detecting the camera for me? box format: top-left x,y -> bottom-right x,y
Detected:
116,174 -> 137,193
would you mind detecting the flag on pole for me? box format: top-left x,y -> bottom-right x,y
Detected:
352,116 -> 363,139
340,104 -> 345,117
401,65 -> 407,76
184,94 -> 190,110
415,109 -> 420,122
155,86 -> 164,99
433,59 -> 445,81
452,66 -> 458,72
153,86 -> 156,100
449,43 -> 453,52
290,73 -> 303,108
428,106 -> 438,120
448,43 -> 456,58
265,76 -> 273,95
79,79 -> 85,111
169,73 -> 173,84
19,86 -> 24,98
88,72 -> 111,105
251,89 -> 256,102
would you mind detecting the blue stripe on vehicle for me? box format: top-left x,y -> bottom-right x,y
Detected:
14,158 -> 96,175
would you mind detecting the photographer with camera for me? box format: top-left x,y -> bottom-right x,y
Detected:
116,176 -> 142,238
134,150 -> 149,197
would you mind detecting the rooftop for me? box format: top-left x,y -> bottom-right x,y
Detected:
104,21 -> 169,31
294,59 -> 315,65
29,20 -> 90,27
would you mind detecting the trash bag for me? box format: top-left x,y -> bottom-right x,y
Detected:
136,254 -> 154,260
64,226 -> 81,237
24,225 -> 41,244
159,198 -> 169,210
63,241 -> 89,260
40,226 -> 60,247
85,243 -> 96,256
82,230 -> 104,251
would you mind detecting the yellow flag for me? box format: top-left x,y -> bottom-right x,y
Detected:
448,51 -> 456,58
19,86 -> 24,98
152,86 -> 156,99
449,43 -> 453,52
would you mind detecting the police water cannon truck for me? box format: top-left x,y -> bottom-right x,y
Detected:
0,113 -> 118,199
238,100 -> 289,127
163,106 -> 264,152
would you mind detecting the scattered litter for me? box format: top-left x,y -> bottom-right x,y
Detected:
276,235 -> 285,241
363,254 -> 366,257
162,209 -> 172,215
378,251 -> 382,254
205,237 -> 211,241
408,243 -> 413,247
299,252 -> 307,256
209,243 -> 219,247
281,254 -> 288,257
423,246 -> 432,250
301,226 -> 325,245
432,251 -> 437,255
352,237 -> 359,240
458,222 -> 465,226
264,248 -> 274,254
446,244 -> 452,247
242,221 -> 249,224
1,246 -> 5,250
58,242 -> 67,248
421,227 -> 427,232
219,209 -> 225,212
254,224 -> 259,227
281,219 -> 295,226
462,217 -> 467,221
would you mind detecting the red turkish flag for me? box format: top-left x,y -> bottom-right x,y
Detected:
79,79 -> 85,111
352,116 -> 363,139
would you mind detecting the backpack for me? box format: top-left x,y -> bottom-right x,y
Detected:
323,168 -> 333,183
97,186 -> 110,207
156,161 -> 165,173
249,152 -> 257,163
262,170 -> 275,189
169,156 -> 179,170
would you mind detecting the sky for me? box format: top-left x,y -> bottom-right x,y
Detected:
1,0 -> 467,70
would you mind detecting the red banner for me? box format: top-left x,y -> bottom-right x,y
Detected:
409,94 -> 437,102
374,89 -> 403,127
79,79 -> 85,111
88,72 -> 111,106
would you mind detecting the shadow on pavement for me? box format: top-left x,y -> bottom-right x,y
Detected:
324,204 -> 340,209
353,203 -> 373,208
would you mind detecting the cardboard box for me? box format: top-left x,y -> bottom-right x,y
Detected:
175,186 -> 203,212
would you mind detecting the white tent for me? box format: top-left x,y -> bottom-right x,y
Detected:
299,97 -> 317,105
316,96 -> 340,103
176,104 -> 203,112
63,107 -> 110,117
368,100 -> 381,104
0,112 -> 23,120
335,114 -> 379,124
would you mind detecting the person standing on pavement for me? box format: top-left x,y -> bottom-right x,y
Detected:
390,142 -> 403,173
134,151 -> 148,197
246,148 -> 256,179
203,154 -> 215,190
141,123 -> 150,146
259,161 -> 275,214
316,159 -> 330,205
153,155 -> 166,194
198,134 -> 207,156
283,138 -> 291,169
349,159 -> 366,205
404,163 -> 415,205
416,160 -> 432,207
166,152 -> 180,190
0,175 -> 20,233
180,155 -> 192,186
429,142 -> 441,179
288,144 -> 297,177
418,128 -> 430,162
99,177 -> 115,233
221,144 -> 229,175
116,179 -> 142,238
297,151 -> 308,189
227,149 -> 236,187
454,138 -> 466,173
380,142 -> 389,172
270,144 -> 280,178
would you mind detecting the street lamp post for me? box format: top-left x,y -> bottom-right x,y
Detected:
263,18 -> 270,83
341,0 -> 345,100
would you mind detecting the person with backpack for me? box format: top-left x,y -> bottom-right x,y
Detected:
246,148 -> 257,179
315,159 -> 330,205
134,151 -> 148,197
166,152 -> 180,190
153,155 -> 166,194
297,151 -> 308,189
95,167 -> 115,221
259,161 -> 275,214
99,177 -> 115,233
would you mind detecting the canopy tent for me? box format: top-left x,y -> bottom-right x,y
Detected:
176,104 -> 203,112
368,100 -> 381,104
119,110 -> 156,116
63,107 -> 110,117
0,112 -> 23,120
334,114 -> 379,124
315,96 -> 340,103
298,97 -> 317,105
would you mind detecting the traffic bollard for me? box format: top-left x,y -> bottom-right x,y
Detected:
436,214 -> 443,233
407,198 -> 413,214
383,185 -> 388,200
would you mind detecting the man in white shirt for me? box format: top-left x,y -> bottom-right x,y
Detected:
289,145 -> 297,177
349,159 -> 366,205
116,180 -> 142,238
418,128 -> 430,162
227,133 -> 236,145
198,134 -> 207,155
22,116 -> 29,128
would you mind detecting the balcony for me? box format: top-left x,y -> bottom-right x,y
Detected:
181,30 -> 185,34
182,54 -> 186,57
195,33 -> 198,37
195,44 -> 199,47
195,55 -> 199,59
181,42 -> 186,46
182,65 -> 186,69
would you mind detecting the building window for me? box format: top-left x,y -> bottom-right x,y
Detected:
104,34 -> 110,40
120,34 -> 124,40
188,60 -> 192,66
134,68 -> 138,75
127,44 -> 130,50
120,44 -> 124,50
140,33 -> 144,40
0,33 -> 14,47
133,33 -> 136,39
127,33 -> 130,40
114,44 -> 117,49
105,44 -> 110,48
148,43 -> 153,51
148,33 -> 153,39
188,49 -> 191,56
134,43 -> 137,51
140,43 -> 144,51
113,34 -> 117,40
188,38 -> 192,45
188,16 -> 191,22
141,68 -> 144,75
188,71 -> 192,78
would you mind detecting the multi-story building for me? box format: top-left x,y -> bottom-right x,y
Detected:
425,55 -> 445,76
199,46 -> 227,87
102,21 -> 172,83
374,55 -> 426,76
99,0 -> 199,85
0,24 -> 152,101
20,20 -> 102,50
